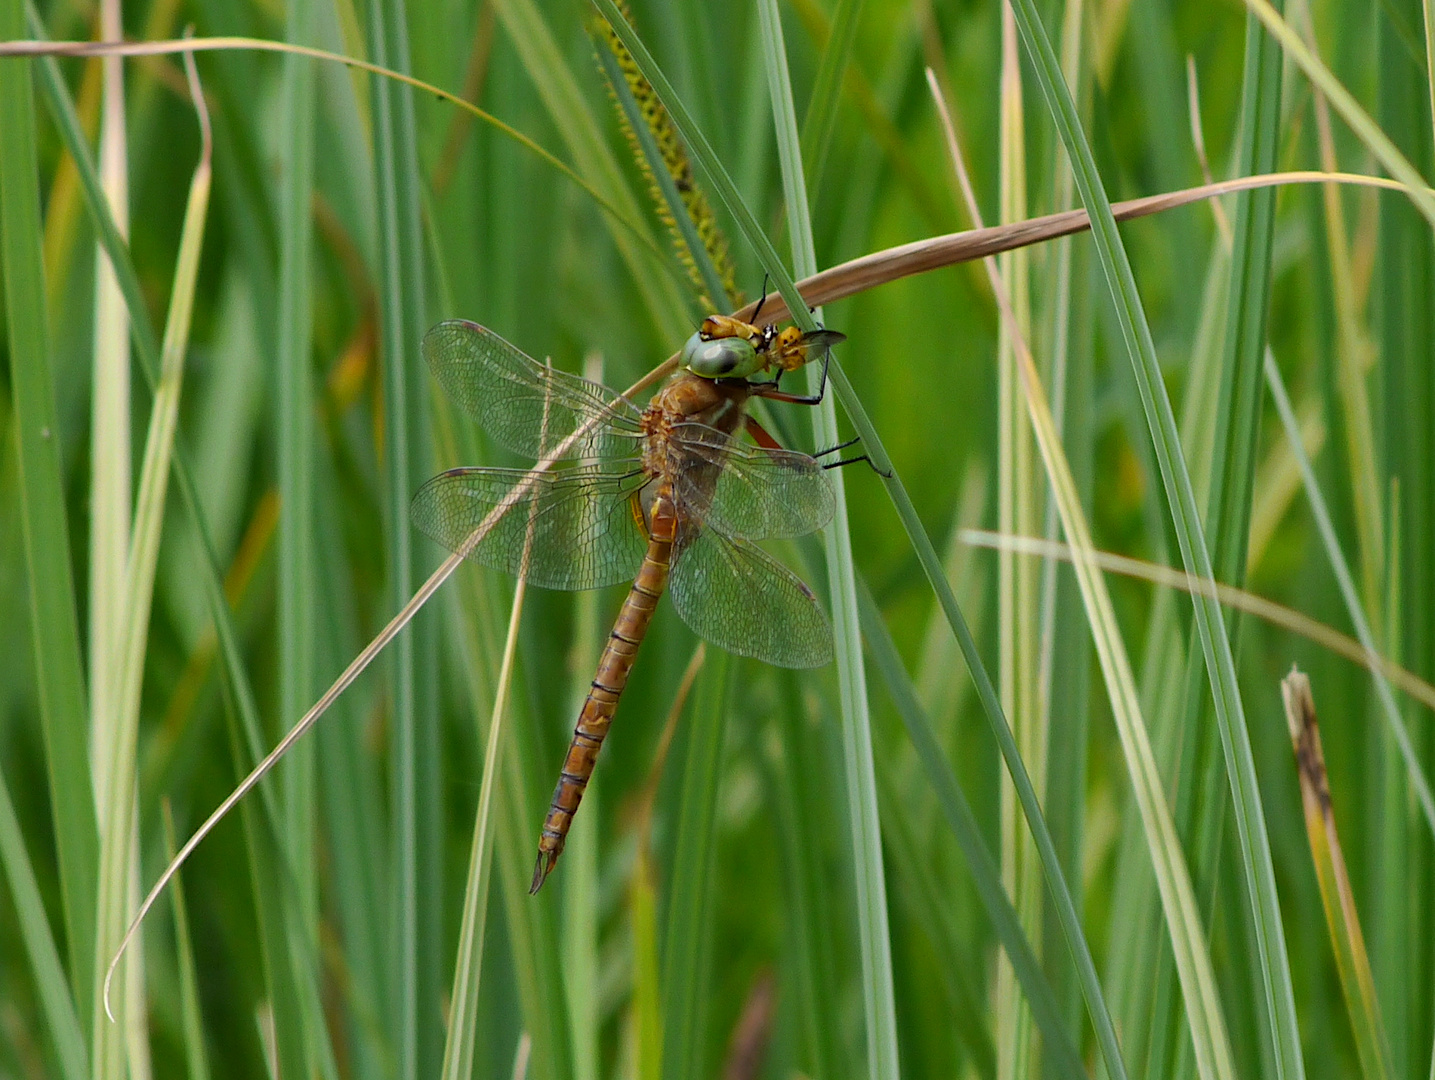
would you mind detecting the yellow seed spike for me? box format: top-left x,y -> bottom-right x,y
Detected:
592,2 -> 742,309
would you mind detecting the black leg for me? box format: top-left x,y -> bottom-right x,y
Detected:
749,350 -> 831,406
751,271 -> 771,323
814,437 -> 862,458
820,453 -> 893,478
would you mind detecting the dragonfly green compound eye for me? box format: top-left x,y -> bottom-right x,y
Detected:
681,331 -> 761,379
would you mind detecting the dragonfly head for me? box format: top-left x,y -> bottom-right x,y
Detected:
681,329 -> 763,379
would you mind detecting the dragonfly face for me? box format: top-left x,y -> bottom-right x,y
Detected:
413,318 -> 839,890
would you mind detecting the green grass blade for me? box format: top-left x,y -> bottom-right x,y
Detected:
799,0 -> 863,192
276,5 -> 322,1073
661,650 -> 731,1080
1180,9 -> 1285,1074
769,675 -> 842,1080
856,579 -> 1087,1080
587,7 -> 1127,1077
367,0 -> 442,1073
0,17 -> 99,1021
1263,354 -> 1435,832
0,769 -> 88,1080
1208,0 -> 1282,618
754,3 -> 900,1075
1002,2 -> 1307,1075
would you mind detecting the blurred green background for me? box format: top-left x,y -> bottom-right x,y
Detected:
1,0 -> 1432,1077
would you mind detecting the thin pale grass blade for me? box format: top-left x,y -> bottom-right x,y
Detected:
93,53 -> 210,1077
1263,356 -> 1435,834
1281,670 -> 1397,1080
89,0 -> 132,839
994,12 -> 1042,1077
441,580 -> 528,1080
94,15 -> 144,1071
1246,399 -> 1326,573
1238,0 -> 1435,229
161,802 -> 213,1080
857,578 -> 1084,1080
960,530 -> 1435,717
0,4 -> 99,1019
931,74 -> 1237,1080
752,1 -> 899,1076
1425,0 -> 1435,157
1000,2 -> 1307,1074
0,770 -> 88,1080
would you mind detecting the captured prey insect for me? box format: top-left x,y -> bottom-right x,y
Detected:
411,314 -> 847,891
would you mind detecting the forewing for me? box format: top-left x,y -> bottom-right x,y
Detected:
411,464 -> 648,590
792,328 -> 845,367
668,528 -> 832,669
670,423 -> 834,539
423,320 -> 645,459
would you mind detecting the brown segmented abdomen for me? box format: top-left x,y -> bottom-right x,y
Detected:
530,487 -> 679,893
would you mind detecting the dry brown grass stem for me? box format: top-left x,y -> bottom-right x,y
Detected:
733,169 -> 1412,326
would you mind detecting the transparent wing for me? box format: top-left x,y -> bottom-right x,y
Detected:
411,464 -> 649,590
423,320 -> 645,459
786,327 -> 845,368
668,527 -> 832,669
670,422 -> 835,540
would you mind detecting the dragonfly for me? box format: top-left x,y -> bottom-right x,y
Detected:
412,314 -> 846,892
